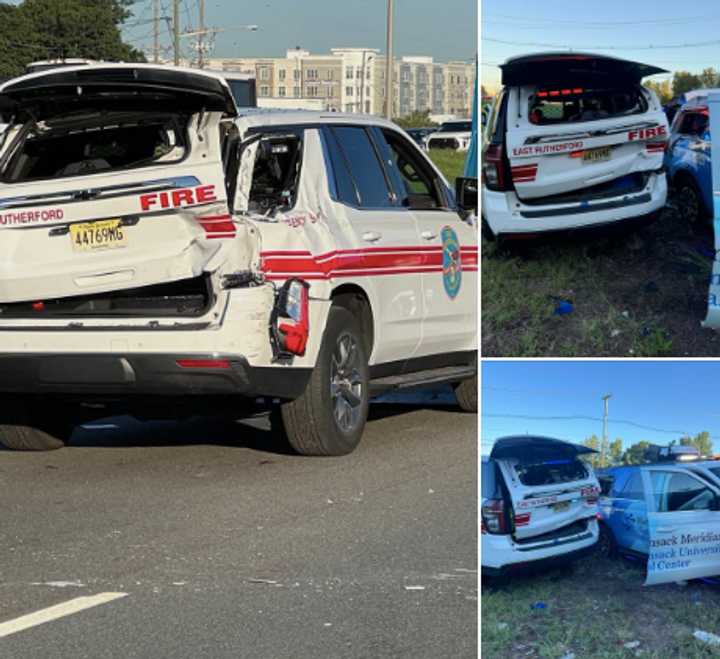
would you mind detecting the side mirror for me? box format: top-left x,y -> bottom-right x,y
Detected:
455,176 -> 478,213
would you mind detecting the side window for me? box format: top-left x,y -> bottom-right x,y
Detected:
650,471 -> 716,512
325,126 -> 393,208
247,130 -> 303,214
620,471 -> 646,501
380,129 -> 445,210
679,112 -> 706,136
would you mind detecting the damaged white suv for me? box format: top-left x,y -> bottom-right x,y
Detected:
0,65 -> 478,455
482,53 -> 669,239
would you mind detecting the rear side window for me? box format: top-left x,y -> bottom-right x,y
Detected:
528,87 -> 646,125
678,112 -> 709,136
481,461 -> 497,499
325,126 -> 393,208
513,458 -> 588,487
650,471 -> 716,512
619,471 -> 645,501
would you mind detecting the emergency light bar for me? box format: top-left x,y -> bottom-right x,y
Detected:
536,88 -> 583,98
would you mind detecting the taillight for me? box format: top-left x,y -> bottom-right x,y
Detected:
271,278 -> 311,358
511,164 -> 537,183
481,498 -> 507,535
514,512 -> 531,526
645,141 -> 667,154
482,144 -> 508,191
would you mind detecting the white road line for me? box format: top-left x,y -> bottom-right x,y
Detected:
0,592 -> 128,639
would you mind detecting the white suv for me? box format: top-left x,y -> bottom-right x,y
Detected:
0,64 -> 478,456
482,52 -> 669,239
482,435 -> 600,578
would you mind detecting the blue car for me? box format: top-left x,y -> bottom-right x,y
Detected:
665,100 -> 712,224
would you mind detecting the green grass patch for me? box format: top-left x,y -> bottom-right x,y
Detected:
428,148 -> 467,183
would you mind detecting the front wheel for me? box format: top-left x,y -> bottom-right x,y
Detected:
279,306 -> 369,456
454,375 -> 477,413
675,178 -> 705,225
0,399 -> 74,451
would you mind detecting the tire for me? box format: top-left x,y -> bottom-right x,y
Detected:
675,176 -> 706,225
454,375 -> 477,413
481,215 -> 495,242
597,523 -> 617,559
279,306 -> 369,456
0,400 -> 73,451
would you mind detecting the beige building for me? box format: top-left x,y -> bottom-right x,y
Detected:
202,49 -> 475,118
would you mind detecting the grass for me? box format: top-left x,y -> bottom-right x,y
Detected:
483,556 -> 720,658
429,148 -> 467,183
482,197 -> 720,357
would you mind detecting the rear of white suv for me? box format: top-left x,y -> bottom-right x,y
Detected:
482,436 -> 600,578
482,53 -> 669,239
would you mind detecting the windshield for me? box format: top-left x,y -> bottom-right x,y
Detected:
528,87 -> 646,125
1,113 -> 187,182
440,121 -> 471,132
513,458 -> 589,487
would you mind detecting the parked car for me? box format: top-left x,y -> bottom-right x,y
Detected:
426,120 -> 472,151
481,52 -> 669,240
598,458 -> 720,582
665,96 -> 712,224
0,64 -> 478,456
405,127 -> 435,150
482,435 -> 600,578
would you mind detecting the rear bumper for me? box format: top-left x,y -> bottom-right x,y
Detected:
483,171 -> 666,236
0,353 -> 311,399
481,518 -> 598,576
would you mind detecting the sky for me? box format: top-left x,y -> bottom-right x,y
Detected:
481,361 -> 720,455
122,0 -> 477,63
481,0 -> 720,92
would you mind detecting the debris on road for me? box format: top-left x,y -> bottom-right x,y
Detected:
694,630 -> 720,646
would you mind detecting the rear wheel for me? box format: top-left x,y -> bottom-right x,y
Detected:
597,523 -> 617,559
0,399 -> 74,451
675,176 -> 706,225
454,375 -> 477,413
279,307 -> 369,456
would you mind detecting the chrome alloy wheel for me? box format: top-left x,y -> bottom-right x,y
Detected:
330,332 -> 364,433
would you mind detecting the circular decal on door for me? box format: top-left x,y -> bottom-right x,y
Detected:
441,225 -> 462,299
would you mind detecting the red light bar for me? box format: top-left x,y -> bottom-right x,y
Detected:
537,88 -> 584,98
549,90 -> 560,97
537,91 -> 548,97
176,359 -> 231,369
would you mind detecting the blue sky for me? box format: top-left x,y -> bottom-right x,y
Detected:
481,361 -> 720,455
122,0 -> 477,63
481,0 -> 720,91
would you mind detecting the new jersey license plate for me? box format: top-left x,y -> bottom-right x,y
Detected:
552,501 -> 571,512
70,219 -> 127,252
582,146 -> 612,163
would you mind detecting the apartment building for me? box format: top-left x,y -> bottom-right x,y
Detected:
202,48 -> 475,118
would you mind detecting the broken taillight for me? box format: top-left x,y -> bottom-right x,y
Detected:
271,279 -> 311,359
481,498 -> 507,535
482,144 -> 509,192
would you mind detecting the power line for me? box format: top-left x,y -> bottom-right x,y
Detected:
483,12 -> 720,26
484,36 -> 720,51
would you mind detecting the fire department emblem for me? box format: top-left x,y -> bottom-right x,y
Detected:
441,225 -> 461,299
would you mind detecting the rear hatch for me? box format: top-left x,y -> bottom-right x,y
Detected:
491,435 -> 600,541
0,65 -> 239,306
501,53 -> 668,201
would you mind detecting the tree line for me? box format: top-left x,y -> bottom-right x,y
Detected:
645,68 -> 720,106
581,431 -> 713,469
0,0 -> 144,79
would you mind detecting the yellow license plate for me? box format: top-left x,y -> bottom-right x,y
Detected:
553,501 -> 570,512
70,219 -> 127,252
583,146 -> 612,163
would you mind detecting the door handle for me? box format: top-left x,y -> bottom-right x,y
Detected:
362,231 -> 382,243
420,230 -> 438,241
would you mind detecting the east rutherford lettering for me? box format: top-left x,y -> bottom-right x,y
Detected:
0,208 -> 64,225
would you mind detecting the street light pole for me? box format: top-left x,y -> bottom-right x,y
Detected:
153,0 -> 160,63
384,0 -> 394,119
198,0 -> 205,69
173,0 -> 180,66
601,394 -> 612,466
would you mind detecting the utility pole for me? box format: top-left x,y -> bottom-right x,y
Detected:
197,0 -> 205,69
601,394 -> 612,467
173,0 -> 180,66
384,0 -> 394,119
153,0 -> 160,64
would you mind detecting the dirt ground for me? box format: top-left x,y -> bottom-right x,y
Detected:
482,197 -> 720,357
482,554 -> 720,658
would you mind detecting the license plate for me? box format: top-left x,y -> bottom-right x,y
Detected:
553,501 -> 570,513
70,219 -> 127,252
582,146 -> 612,163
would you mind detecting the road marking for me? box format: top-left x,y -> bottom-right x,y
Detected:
0,592 -> 127,639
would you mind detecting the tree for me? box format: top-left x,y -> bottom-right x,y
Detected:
673,71 -> 702,97
680,431 -> 713,457
622,441 -> 651,465
582,435 -> 601,468
609,438 -> 623,466
700,67 -> 720,89
394,110 -> 437,129
645,79 -> 673,105
0,0 -> 144,79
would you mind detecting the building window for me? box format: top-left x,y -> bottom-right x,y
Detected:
260,68 -> 270,81
293,69 -> 300,81
308,86 -> 319,97
326,70 -> 334,80
346,86 -> 353,96
346,68 -> 353,79
260,85 -> 270,96
278,69 -> 286,81
279,86 -> 286,97
365,100 -> 370,113
307,69 -> 318,79
293,86 -> 300,97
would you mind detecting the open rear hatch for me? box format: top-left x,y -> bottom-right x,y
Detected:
491,436 -> 599,541
0,66 -> 239,306
501,53 -> 668,201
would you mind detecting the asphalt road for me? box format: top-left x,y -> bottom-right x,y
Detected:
0,390 -> 477,658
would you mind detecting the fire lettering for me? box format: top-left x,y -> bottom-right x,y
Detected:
627,125 -> 667,141
140,184 -> 218,211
